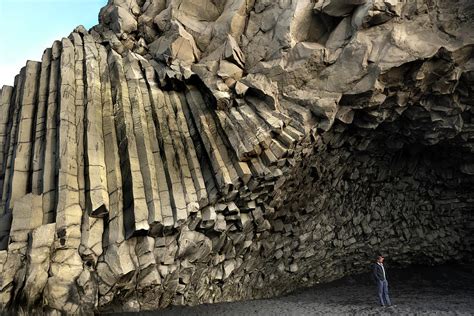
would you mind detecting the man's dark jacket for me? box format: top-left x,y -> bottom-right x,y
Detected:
372,263 -> 387,282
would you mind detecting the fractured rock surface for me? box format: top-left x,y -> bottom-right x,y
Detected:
0,0 -> 473,313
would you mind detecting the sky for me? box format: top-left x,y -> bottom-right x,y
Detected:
0,0 -> 107,87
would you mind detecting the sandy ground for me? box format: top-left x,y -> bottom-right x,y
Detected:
117,264 -> 474,315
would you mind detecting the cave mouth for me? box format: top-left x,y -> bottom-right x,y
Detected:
328,121 -> 474,266
269,118 -> 474,290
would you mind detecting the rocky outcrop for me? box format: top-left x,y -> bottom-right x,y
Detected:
0,0 -> 473,313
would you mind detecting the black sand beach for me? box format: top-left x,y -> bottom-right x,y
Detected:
118,264 -> 474,316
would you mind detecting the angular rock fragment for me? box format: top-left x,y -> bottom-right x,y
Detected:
23,223 -> 56,306
149,21 -> 201,64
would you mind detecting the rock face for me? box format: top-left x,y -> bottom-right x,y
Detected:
0,0 -> 473,313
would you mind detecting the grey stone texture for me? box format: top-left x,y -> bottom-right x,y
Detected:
0,0 -> 473,313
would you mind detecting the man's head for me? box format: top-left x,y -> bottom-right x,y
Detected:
377,255 -> 384,263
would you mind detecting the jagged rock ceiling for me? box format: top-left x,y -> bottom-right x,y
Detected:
0,0 -> 473,313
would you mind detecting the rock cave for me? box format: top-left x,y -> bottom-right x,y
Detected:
0,0 -> 472,313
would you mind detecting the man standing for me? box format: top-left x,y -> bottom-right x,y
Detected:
373,255 -> 392,307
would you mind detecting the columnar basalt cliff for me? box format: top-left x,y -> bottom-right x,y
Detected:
0,0 -> 473,313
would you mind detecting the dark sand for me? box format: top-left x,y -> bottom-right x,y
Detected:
116,264 -> 474,315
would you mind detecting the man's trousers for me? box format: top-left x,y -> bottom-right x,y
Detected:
377,280 -> 391,306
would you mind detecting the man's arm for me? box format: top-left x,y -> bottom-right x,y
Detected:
373,264 -> 383,281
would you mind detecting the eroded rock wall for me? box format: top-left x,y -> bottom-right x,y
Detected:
0,0 -> 473,313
